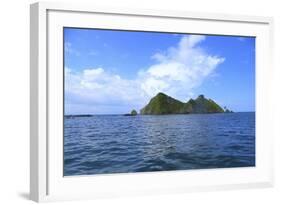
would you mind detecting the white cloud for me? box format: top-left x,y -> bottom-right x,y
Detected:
139,35 -> 225,100
65,35 -> 225,114
65,67 -> 147,114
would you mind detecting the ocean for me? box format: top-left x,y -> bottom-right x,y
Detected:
64,112 -> 255,176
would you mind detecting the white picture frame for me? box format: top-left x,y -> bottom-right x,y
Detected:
30,1 -> 274,202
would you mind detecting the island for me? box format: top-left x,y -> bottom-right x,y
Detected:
140,92 -> 227,115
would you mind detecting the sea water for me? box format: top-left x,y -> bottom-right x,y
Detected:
64,112 -> 255,176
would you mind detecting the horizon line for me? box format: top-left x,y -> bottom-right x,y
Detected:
64,111 -> 256,116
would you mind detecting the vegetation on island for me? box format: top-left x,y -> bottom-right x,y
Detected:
140,92 -> 228,115
140,92 -> 185,115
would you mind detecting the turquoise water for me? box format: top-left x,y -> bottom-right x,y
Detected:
64,112 -> 255,176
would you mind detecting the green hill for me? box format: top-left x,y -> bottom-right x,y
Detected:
188,95 -> 224,113
140,93 -> 225,115
140,93 -> 186,114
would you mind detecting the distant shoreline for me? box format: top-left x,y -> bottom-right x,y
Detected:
64,112 -> 255,117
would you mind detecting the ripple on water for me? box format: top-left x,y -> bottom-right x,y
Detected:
64,113 -> 255,176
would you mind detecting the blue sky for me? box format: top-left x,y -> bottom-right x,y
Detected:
64,28 -> 255,114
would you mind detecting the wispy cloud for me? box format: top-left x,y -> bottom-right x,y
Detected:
64,42 -> 80,56
140,35 -> 225,100
65,35 -> 225,114
237,37 -> 246,42
88,50 -> 98,56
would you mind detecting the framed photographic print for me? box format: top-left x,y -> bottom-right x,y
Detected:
30,2 -> 274,202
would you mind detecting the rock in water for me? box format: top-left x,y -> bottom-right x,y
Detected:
124,109 -> 138,116
130,109 -> 137,115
